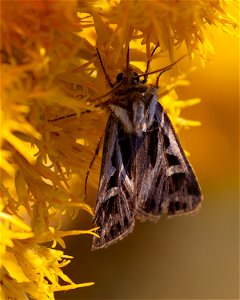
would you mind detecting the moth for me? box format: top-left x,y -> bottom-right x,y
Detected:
92,47 -> 202,250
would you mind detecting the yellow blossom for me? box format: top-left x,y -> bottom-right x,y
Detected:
0,206 -> 96,299
91,0 -> 239,59
0,0 -> 238,299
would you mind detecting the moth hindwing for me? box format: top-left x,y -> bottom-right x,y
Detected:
92,57 -> 202,250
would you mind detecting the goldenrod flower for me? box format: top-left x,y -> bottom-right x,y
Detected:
100,0 -> 239,58
0,0 -> 238,299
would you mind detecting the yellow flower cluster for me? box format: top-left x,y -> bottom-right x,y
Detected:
0,0 -> 238,299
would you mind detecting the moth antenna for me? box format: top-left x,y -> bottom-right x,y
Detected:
126,45 -> 130,69
142,43 -> 159,84
96,48 -> 114,88
84,136 -> 103,201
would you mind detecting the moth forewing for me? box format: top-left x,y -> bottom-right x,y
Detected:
92,115 -> 136,250
135,103 -> 202,221
92,57 -> 202,250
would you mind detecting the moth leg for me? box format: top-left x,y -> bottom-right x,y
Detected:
96,48 -> 113,88
48,110 -> 91,122
84,136 -> 103,200
155,66 -> 172,87
155,55 -> 189,87
48,113 -> 77,122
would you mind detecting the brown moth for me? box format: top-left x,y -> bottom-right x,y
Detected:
92,47 -> 202,250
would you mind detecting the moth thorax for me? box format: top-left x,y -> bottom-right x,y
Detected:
132,101 -> 148,133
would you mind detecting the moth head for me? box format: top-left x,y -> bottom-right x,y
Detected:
116,67 -> 140,85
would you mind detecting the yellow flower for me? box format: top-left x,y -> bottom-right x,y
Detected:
0,206 -> 96,299
91,0 -> 238,58
0,0 -> 238,299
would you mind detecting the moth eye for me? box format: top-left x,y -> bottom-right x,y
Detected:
133,72 -> 139,82
116,72 -> 123,82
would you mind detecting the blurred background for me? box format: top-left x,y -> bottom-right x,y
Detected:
56,30 -> 239,299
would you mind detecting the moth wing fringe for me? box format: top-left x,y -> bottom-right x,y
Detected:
91,220 -> 135,250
